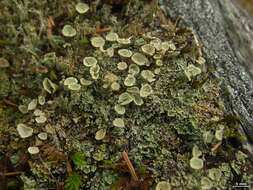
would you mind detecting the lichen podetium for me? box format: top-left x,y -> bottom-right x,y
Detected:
0,0 -> 252,189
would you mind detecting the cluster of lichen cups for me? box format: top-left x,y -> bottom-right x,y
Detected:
60,3 -> 202,134
82,31 -> 182,131
16,29 -> 180,157
82,32 -> 180,189
14,2 -> 205,188
17,97 -> 48,154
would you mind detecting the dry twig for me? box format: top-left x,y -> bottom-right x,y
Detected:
211,142 -> 222,152
122,151 -> 139,181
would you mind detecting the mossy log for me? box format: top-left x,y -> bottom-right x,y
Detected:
161,0 -> 253,153
1,0 -> 252,188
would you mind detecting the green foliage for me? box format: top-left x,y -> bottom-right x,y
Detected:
64,173 -> 81,190
71,152 -> 86,167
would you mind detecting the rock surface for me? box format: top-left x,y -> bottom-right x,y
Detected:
161,0 -> 253,149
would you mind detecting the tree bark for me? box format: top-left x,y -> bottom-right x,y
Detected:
160,0 -> 253,152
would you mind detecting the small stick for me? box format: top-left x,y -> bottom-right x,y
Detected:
3,99 -> 18,108
47,16 -> 55,38
211,141 -> 222,152
30,66 -> 48,74
95,25 -> 111,34
4,171 -> 23,177
66,159 -> 73,175
122,151 -> 139,181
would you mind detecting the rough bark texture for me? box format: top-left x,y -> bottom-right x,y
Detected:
160,0 -> 253,149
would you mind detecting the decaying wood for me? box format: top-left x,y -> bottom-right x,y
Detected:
160,0 -> 253,154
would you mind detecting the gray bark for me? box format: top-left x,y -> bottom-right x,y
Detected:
160,0 -> 253,152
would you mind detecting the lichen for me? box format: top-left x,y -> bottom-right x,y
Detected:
0,0 -> 252,189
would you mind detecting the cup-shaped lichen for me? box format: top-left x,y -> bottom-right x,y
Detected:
117,37 -> 131,44
141,44 -> 155,56
128,64 -> 140,75
106,47 -> 114,57
190,157 -> 204,170
126,87 -> 143,105
131,52 -> 148,66
154,68 -> 161,74
192,145 -> 202,157
150,39 -> 162,51
90,64 -> 100,80
132,94 -> 144,106
127,86 -> 140,94
83,57 -> 98,67
140,83 -> 153,97
201,177 -> 213,190
18,105 -> 28,114
184,64 -> 202,81
43,78 -> 57,94
203,131 -> 214,143
95,129 -> 106,140
161,41 -> 176,52
113,118 -> 125,127
141,70 -> 156,82
155,59 -> 163,66
68,83 -> 81,91
215,126 -> 224,141
105,32 -> 119,42
62,25 -> 77,37
117,62 -> 128,70
208,168 -> 222,180
64,77 -> 81,91
104,72 -> 118,83
91,36 -> 105,48
28,99 -> 37,111
114,104 -> 126,115
35,115 -> 47,124
156,181 -> 171,190
17,124 -> 33,138
28,146 -> 40,155
75,2 -> 89,14
38,132 -> 48,140
38,96 -> 45,105
64,77 -> 78,86
0,57 -> 10,68
80,78 -> 92,86
118,49 -> 133,58
34,110 -> 44,117
111,82 -> 120,91
118,92 -> 134,105
124,75 -> 136,87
